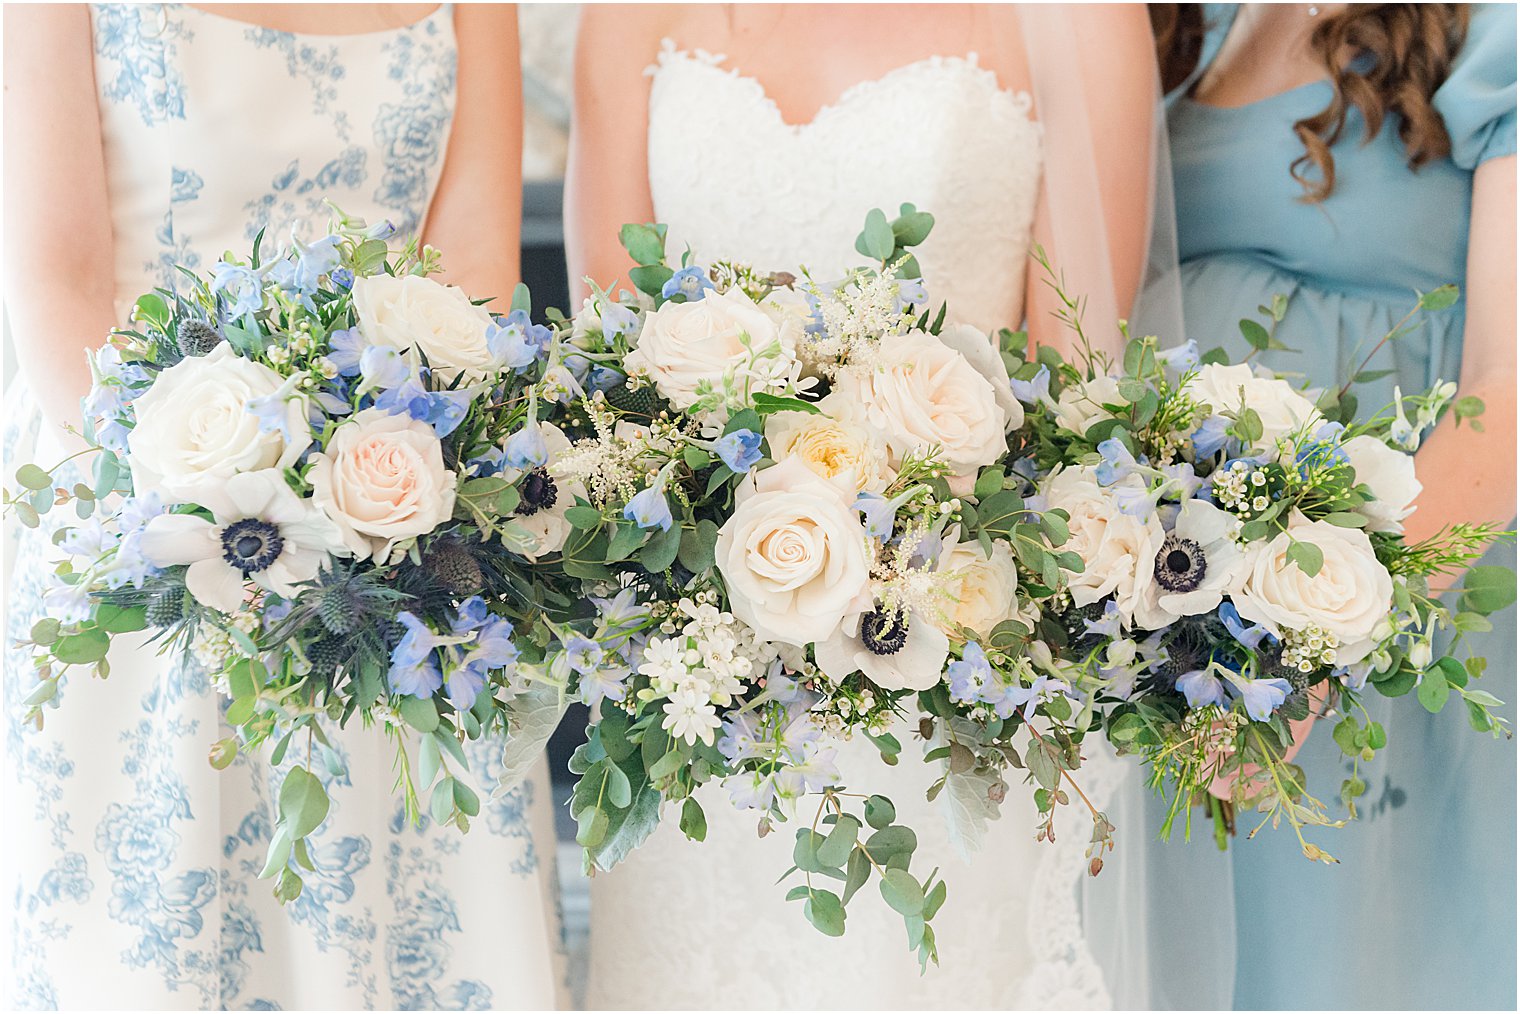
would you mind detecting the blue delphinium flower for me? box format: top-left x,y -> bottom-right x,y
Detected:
624,483 -> 673,531
366,219 -> 397,240
444,664 -> 486,712
854,489 -> 916,540
895,278 -> 929,311
393,612 -> 451,669
715,429 -> 762,473
587,364 -> 624,394
451,596 -> 489,632
327,328 -> 366,377
1191,415 -> 1232,459
1095,438 -> 1141,486
469,616 -> 519,670
1156,339 -> 1200,373
373,373 -> 473,437
662,266 -> 716,302
1176,668 -> 1227,709
468,444 -> 507,477
357,345 -> 410,396
599,301 -> 640,339
1218,601 -> 1273,651
487,310 -> 553,370
592,587 -> 647,635
1083,601 -> 1124,640
1009,364 -> 1052,405
292,234 -> 342,291
210,261 -> 265,318
330,267 -> 355,291
389,654 -> 444,699
1224,671 -> 1293,721
564,636 -> 605,675
504,422 -> 548,469
947,642 -> 993,704
1295,421 -> 1349,476
246,374 -> 310,445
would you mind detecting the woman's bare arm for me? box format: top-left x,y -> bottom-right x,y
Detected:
1403,155 -> 1519,542
3,4 -> 118,446
1025,4 -> 1157,358
421,3 -> 524,303
563,6 -> 663,302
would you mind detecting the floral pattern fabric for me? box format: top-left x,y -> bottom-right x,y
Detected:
3,5 -> 566,1008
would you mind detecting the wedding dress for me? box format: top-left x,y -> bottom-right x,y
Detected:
584,41 -> 1132,1010
2,6 -> 564,1008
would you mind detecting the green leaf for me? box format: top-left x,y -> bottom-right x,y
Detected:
751,392 -> 821,416
54,628 -> 110,665
259,826 -> 294,879
1285,540 -> 1324,578
619,223 -> 667,266
510,282 -> 532,316
95,603 -> 147,634
863,794 -> 896,830
565,504 -> 603,530
1462,566 -> 1516,615
29,617 -> 61,646
15,464 -> 52,490
804,889 -> 847,937
879,869 -> 925,916
1417,285 -> 1460,311
842,847 -> 872,905
585,772 -> 662,870
863,825 -> 917,863
923,879 -> 948,921
398,694 -> 441,733
278,766 -> 331,839
576,805 -> 609,848
1025,739 -> 1062,791
891,205 -> 935,247
1373,665 -> 1419,698
605,520 -> 648,562
1322,511 -> 1368,528
972,467 -> 1005,500
22,678 -> 58,708
680,797 -> 707,842
793,829 -> 828,873
817,814 -> 860,868
1417,669 -> 1451,714
857,208 -> 896,262
677,519 -> 720,573
639,521 -> 683,573
452,779 -> 481,818
1238,319 -> 1271,351
605,761 -> 633,809
628,264 -> 673,298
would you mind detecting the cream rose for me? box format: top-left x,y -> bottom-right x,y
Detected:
936,323 -> 1025,433
351,274 -> 495,379
1186,363 -> 1322,452
624,287 -> 798,414
935,529 -> 1020,637
715,457 -> 872,646
1342,435 -> 1422,533
1231,511 -> 1394,665
838,330 -> 1008,495
128,344 -> 309,504
308,408 -> 457,564
1043,465 -> 1165,626
1052,375 -> 1122,436
764,393 -> 892,494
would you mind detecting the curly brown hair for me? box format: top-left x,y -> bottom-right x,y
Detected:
1151,4 -> 1471,201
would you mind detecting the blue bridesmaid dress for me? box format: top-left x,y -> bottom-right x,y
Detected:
1167,4 -> 1517,1008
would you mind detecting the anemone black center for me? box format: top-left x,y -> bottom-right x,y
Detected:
220,518 -> 284,575
1154,535 -> 1206,593
516,469 -> 558,516
860,608 -> 909,656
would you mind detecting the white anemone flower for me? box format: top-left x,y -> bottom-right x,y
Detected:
139,469 -> 347,613
814,606 -> 949,692
1134,499 -> 1246,629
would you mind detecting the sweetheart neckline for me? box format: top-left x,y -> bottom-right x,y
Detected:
652,41 -> 1035,133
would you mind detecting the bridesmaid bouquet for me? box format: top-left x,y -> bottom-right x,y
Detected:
1014,281 -> 1515,862
4,212 -> 635,902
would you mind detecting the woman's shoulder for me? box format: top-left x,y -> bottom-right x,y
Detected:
1435,4 -> 1517,170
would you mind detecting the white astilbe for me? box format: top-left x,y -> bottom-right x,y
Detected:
805,267 -> 917,374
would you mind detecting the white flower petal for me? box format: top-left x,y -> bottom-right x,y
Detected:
184,557 -> 248,613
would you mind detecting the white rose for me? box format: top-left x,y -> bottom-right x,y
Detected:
1186,363 -> 1322,452
837,330 -> 1008,495
1341,435 -> 1422,533
351,274 -> 495,379
1052,375 -> 1122,436
715,457 -> 873,646
935,528 -> 1020,637
514,423 -> 586,560
308,408 -> 458,564
624,287 -> 797,414
937,323 -> 1025,434
764,393 -> 892,494
1231,511 -> 1394,665
1043,465 -> 1165,627
128,344 -> 308,504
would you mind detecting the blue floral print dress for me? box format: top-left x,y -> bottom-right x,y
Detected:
3,6 -> 565,1008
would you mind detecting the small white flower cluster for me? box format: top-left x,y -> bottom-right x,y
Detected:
1212,460 -> 1272,517
805,268 -> 913,373
637,592 -> 782,746
552,401 -> 672,507
193,612 -> 260,683
1279,624 -> 1340,674
1181,706 -> 1245,759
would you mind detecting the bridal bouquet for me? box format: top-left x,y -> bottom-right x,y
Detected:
5,212 -> 629,901
1012,282 -> 1514,860
542,210 -> 1103,965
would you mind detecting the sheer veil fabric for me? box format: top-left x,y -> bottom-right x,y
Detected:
1018,8 -> 1235,1011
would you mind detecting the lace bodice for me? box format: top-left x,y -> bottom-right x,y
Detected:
91,3 -> 457,315
646,43 -> 1044,333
